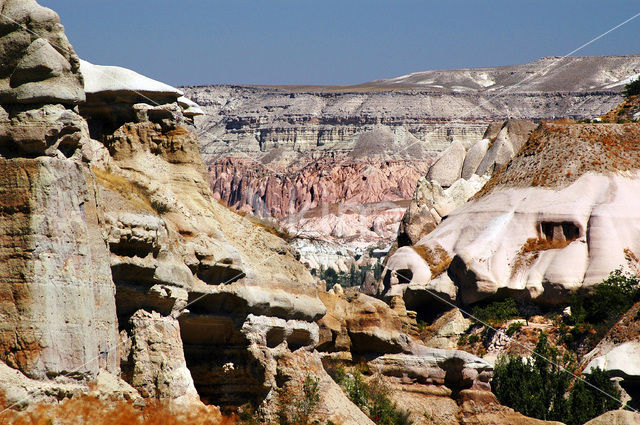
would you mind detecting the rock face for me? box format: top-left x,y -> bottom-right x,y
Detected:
385,122 -> 640,311
389,119 -> 532,258
426,140 -> 467,187
0,0 -> 325,413
0,0 -> 85,105
584,410 -> 640,425
0,158 -> 118,380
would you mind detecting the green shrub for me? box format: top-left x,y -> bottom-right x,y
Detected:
276,375 -> 321,425
332,370 -> 412,425
493,333 -> 570,420
561,269 -> 640,351
623,76 -> 640,97
506,321 -> 524,337
493,334 -> 622,424
567,367 -> 621,425
471,298 -> 519,326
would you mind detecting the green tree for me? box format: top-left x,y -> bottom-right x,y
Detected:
493,333 -> 569,421
623,76 -> 640,97
493,334 -> 623,424
567,368 -> 621,425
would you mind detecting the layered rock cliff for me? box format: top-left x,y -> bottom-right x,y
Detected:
0,0 -> 328,415
182,56 -> 640,271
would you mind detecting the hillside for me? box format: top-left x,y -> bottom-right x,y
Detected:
181,56 -> 640,272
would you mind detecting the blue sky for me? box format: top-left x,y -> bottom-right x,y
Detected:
42,1 -> 640,86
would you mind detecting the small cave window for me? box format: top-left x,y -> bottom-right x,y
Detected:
539,221 -> 580,243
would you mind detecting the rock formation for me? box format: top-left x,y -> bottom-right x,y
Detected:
0,0 -> 326,415
180,57 -> 639,271
384,122 -> 640,313
390,118 -> 535,261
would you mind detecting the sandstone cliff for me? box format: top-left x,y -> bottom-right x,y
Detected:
0,0 -> 326,415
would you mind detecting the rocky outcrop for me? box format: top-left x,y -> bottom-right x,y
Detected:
317,291 -> 415,354
393,119 -> 534,253
0,0 -> 85,105
0,0 -> 118,391
121,310 -> 199,405
385,122 -> 640,311
0,157 -> 118,381
0,0 -> 325,414
584,410 -> 640,425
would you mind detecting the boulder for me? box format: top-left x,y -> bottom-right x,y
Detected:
584,410 -> 640,425
121,310 -> 201,406
426,140 -> 466,187
461,138 -> 490,179
317,291 -> 414,354
0,0 -> 85,104
424,308 -> 472,350
585,341 -> 640,379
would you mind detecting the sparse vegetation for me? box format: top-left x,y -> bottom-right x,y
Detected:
562,269 -> 640,351
471,298 -> 519,327
512,236 -> 571,274
328,366 -> 412,425
276,375 -> 321,425
314,261 -> 383,290
506,321 -> 524,337
92,167 -> 156,213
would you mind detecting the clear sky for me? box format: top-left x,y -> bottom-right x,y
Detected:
42,0 -> 640,87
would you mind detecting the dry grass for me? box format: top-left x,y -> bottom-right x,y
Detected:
511,237 -> 571,275
0,395 -> 235,425
92,167 -> 155,213
600,95 -> 640,123
474,122 -> 640,199
411,245 -> 452,277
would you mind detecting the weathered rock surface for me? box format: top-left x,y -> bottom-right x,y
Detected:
121,310 -> 200,405
426,140 -> 467,187
385,123 -> 640,309
584,410 -> 640,425
317,291 -> 415,354
0,1 -> 326,414
0,0 -> 85,104
0,157 -> 118,381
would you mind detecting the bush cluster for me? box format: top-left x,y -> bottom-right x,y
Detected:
312,261 -> 383,290
471,298 -> 520,326
493,333 -> 622,425
562,269 -> 640,349
623,76 -> 640,97
329,367 -> 412,425
276,375 -> 321,425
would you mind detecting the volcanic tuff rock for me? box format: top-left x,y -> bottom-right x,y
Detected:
0,0 -> 85,105
182,57 -> 638,270
0,0 -> 326,413
392,118 -> 535,256
385,122 -> 640,312
579,301 -> 640,407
